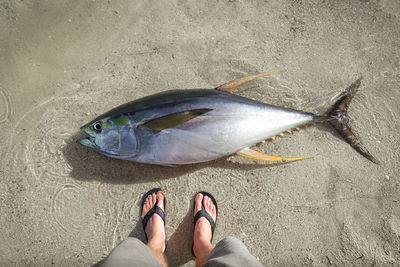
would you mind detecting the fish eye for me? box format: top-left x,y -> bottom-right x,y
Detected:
93,122 -> 102,132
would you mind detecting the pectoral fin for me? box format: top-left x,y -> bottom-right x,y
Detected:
215,70 -> 285,93
236,148 -> 311,162
142,109 -> 211,131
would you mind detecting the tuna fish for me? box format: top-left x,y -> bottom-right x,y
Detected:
79,72 -> 380,166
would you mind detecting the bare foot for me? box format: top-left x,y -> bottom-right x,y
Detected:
193,193 -> 217,263
141,191 -> 166,253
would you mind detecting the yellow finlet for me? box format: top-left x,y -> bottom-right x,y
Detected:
236,148 -> 312,163
283,156 -> 313,162
215,70 -> 286,93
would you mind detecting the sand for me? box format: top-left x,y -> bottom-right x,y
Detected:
1,0 -> 399,266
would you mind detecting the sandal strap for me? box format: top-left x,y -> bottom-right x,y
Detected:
193,208 -> 216,237
142,200 -> 166,233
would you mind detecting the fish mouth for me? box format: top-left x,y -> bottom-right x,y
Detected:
78,124 -> 97,149
78,135 -> 98,149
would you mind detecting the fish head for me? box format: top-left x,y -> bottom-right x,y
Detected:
78,115 -> 138,158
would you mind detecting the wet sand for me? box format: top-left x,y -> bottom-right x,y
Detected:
1,0 -> 399,266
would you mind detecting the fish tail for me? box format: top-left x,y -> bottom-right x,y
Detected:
325,78 -> 380,164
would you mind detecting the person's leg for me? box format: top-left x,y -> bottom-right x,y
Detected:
193,193 -> 217,267
98,237 -> 162,267
204,237 -> 263,267
141,190 -> 168,267
99,190 -> 167,267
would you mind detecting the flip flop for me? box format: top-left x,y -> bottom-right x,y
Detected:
192,191 -> 218,257
140,188 -> 167,248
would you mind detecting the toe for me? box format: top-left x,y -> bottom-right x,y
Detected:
203,196 -> 211,212
204,196 -> 217,222
194,193 -> 203,216
205,197 -> 209,208
147,195 -> 153,208
142,195 -> 151,218
151,193 -> 157,207
156,191 -> 165,211
211,206 -> 216,220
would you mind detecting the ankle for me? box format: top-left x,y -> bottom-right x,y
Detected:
194,237 -> 213,256
194,243 -> 214,266
194,233 -> 211,246
147,237 -> 166,253
146,225 -> 165,239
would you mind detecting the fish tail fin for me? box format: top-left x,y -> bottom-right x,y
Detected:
326,77 -> 380,164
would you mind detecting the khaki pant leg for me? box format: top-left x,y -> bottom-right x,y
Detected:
98,237 -> 162,267
204,237 -> 263,267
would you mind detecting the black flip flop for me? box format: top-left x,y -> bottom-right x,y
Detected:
192,191 -> 218,257
140,188 -> 167,246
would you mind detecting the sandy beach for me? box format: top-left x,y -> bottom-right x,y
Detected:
1,0 -> 399,266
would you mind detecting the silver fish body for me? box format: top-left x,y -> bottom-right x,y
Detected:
80,89 -> 318,165
80,75 -> 380,166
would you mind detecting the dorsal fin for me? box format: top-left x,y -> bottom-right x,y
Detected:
215,70 -> 285,93
142,109 -> 211,131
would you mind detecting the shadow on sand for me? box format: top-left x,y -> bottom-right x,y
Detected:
63,132 -> 289,185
